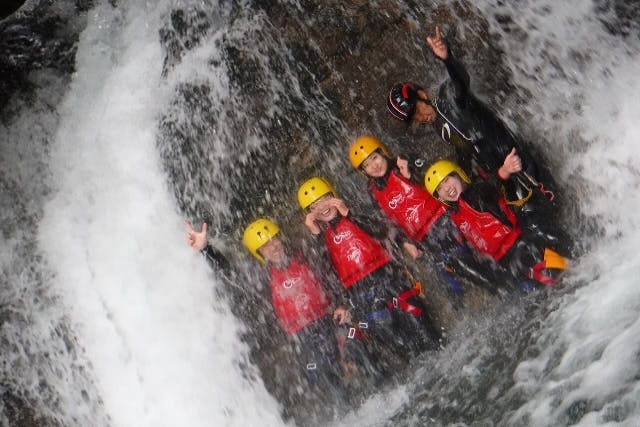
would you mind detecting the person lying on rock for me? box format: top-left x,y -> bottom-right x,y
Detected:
186,218 -> 364,392
386,25 -> 556,218
348,135 -> 519,302
298,176 -> 441,376
424,149 -> 570,289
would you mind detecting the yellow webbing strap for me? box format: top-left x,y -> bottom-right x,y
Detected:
502,185 -> 534,207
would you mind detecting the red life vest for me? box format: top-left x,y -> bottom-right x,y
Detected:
269,255 -> 332,335
451,197 -> 522,261
324,217 -> 391,288
370,171 -> 448,241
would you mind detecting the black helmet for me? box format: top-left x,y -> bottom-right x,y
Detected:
387,82 -> 423,122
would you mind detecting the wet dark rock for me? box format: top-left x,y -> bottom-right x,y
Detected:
156,1 -> 528,424
158,0 -> 519,237
565,399 -> 589,424
159,7 -> 211,76
0,0 -> 24,20
0,390 -> 46,427
595,0 -> 640,39
0,0 -> 91,115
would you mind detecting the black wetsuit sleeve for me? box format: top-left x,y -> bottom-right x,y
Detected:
383,216 -> 415,249
347,210 -> 417,263
395,154 -> 429,187
347,210 -> 390,242
201,244 -> 231,273
462,175 -> 514,227
442,52 -> 471,105
314,253 -> 345,302
301,239 -> 348,306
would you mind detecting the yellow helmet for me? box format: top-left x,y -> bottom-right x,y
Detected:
297,177 -> 337,210
424,160 -> 471,196
349,135 -> 392,169
243,218 -> 281,263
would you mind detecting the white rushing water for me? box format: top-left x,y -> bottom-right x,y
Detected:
37,2 -> 285,426
476,1 -> 640,424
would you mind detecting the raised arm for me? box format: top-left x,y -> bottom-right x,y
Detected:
426,25 -> 449,60
498,148 -> 523,181
427,25 -> 470,101
185,220 -> 230,272
185,220 -> 208,251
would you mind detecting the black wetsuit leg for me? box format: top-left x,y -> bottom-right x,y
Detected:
424,219 -> 520,299
353,265 -> 440,356
346,274 -> 404,372
295,316 -> 344,392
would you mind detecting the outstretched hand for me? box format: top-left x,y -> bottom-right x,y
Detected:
333,306 -> 352,325
403,242 -> 423,259
498,148 -> 522,180
185,220 -> 208,251
426,25 -> 448,60
397,157 -> 411,179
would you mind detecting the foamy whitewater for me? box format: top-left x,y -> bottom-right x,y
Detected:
479,1 -> 640,423
2,0 -> 639,425
38,3 -> 284,426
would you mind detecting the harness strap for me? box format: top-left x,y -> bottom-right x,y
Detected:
518,171 -> 556,202
387,287 -> 424,316
537,182 -> 555,201
530,261 -> 557,286
413,281 -> 423,295
401,268 -> 425,294
345,325 -> 368,341
503,185 -> 534,207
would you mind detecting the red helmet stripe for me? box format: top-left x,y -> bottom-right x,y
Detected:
401,82 -> 413,99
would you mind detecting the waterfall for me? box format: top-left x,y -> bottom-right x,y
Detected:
1,0 -> 639,425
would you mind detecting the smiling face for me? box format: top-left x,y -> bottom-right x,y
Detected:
436,174 -> 464,203
309,195 -> 339,223
258,236 -> 286,265
362,151 -> 389,178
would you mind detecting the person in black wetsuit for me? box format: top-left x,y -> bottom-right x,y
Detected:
386,25 -> 556,214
